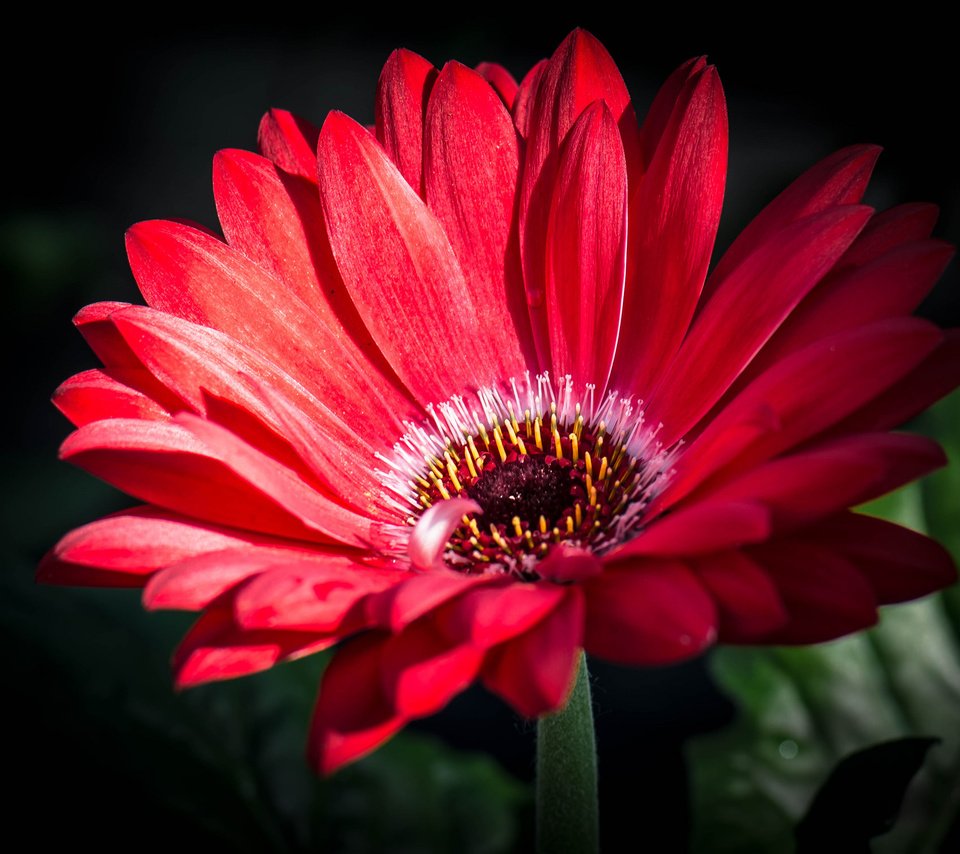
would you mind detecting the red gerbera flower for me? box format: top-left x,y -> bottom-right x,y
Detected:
41,30 -> 959,775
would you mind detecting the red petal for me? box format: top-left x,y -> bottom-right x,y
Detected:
519,30 -> 641,368
664,319 -> 943,507
545,100 -> 627,387
482,588 -> 584,718
436,581 -> 567,648
126,220 -> 411,431
690,551 -> 787,642
649,205 -> 871,445
583,560 -> 717,665
174,598 -> 331,688
308,633 -> 406,775
839,202 -> 940,267
513,59 -> 547,139
54,369 -> 169,426
318,111 -> 527,403
364,570 -> 496,631
475,61 -> 519,110
612,65 -> 728,398
257,108 -> 320,181
609,501 -> 771,559
747,540 -> 878,643
61,418 -> 333,543
829,329 -> 960,433
701,432 -> 946,529
705,145 -> 881,299
375,48 -> 437,193
423,62 -> 534,369
215,148 -> 406,385
805,513 -> 957,604
732,239 -> 953,394
380,619 -> 483,717
537,543 -> 603,583
636,57 -> 706,171
408,498 -> 482,570
233,561 -> 401,631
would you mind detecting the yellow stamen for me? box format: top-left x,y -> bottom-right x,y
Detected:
584,451 -> 593,478
464,448 -> 478,479
525,409 -> 533,437
494,426 -> 507,462
516,436 -> 528,455
534,417 -> 543,451
598,456 -> 609,482
512,516 -> 523,538
575,503 -> 583,528
566,515 -> 575,535
505,418 -> 519,445
570,432 -> 579,463
589,485 -> 598,507
539,515 -> 548,534
553,426 -> 563,459
467,434 -> 481,462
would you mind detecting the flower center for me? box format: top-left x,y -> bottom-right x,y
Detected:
378,374 -> 674,578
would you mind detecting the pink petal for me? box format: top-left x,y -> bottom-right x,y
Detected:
611,64 -> 727,399
126,220 -> 411,431
409,498 -> 482,570
747,540 -> 878,643
545,100 -> 627,388
704,145 -> 881,299
482,588 -> 584,717
257,108 -> 320,181
375,48 -> 437,193
689,551 -> 787,641
663,318 -> 943,508
839,202 -> 940,267
436,581 -> 567,648
423,61 -> 535,369
583,560 -> 717,665
608,501 -> 771,560
308,633 -> 406,775
804,512 -> 957,604
318,111 -> 527,403
380,619 -> 483,717
475,61 -> 519,109
649,205 -> 871,446
54,369 -> 169,426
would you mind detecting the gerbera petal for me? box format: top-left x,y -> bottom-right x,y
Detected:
705,144 -> 881,295
803,512 -> 957,604
37,506 -> 287,585
375,48 -> 437,193
233,562 -> 403,631
126,220 -> 410,428
214,148 -> 407,382
608,500 -> 771,559
520,29 -> 641,366
408,498 -> 482,571
689,551 -> 788,641
611,63 -> 728,398
436,581 -> 567,648
474,61 -> 519,109
545,100 -> 627,387
61,419 -> 336,544
317,111 -> 527,402
308,633 -> 406,775
664,318 -> 943,507
174,597 -> 332,688
380,619 -> 484,718
482,588 -> 584,717
839,202 -> 940,266
512,59 -> 547,139
649,205 -> 872,445
423,61 -> 535,368
746,541 -> 878,643
583,560 -> 717,665
257,108 -> 320,180
698,433 -> 946,530
54,368 -> 169,426
636,56 -> 706,170
536,543 -> 603,583
364,570 -> 496,631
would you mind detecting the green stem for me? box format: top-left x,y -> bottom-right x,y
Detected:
536,650 -> 599,854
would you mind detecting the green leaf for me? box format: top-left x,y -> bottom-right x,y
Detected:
687,390 -> 960,854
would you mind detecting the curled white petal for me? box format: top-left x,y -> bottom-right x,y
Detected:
408,498 -> 482,571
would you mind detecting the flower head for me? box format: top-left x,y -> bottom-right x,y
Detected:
41,30 -> 959,774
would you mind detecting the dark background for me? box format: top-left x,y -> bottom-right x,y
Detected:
3,12 -> 957,852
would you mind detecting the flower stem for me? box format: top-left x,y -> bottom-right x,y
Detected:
536,650 -> 599,854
